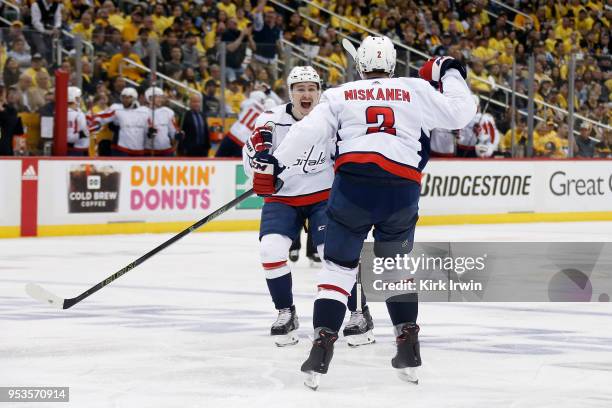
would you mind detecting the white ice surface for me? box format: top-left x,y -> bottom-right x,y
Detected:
1,222 -> 612,408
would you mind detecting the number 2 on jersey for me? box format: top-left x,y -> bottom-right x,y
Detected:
365,106 -> 396,135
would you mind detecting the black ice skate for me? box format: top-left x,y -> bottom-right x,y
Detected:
271,305 -> 299,347
301,327 -> 338,391
288,249 -> 299,262
391,323 -> 421,384
343,305 -> 375,347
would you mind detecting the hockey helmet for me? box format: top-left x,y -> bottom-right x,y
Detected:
356,36 -> 396,79
287,66 -> 321,107
67,86 -> 82,103
144,86 -> 164,103
287,66 -> 321,91
120,87 -> 138,99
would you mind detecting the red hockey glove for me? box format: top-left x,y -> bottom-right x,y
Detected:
248,126 -> 273,154
251,152 -> 284,196
419,56 -> 467,91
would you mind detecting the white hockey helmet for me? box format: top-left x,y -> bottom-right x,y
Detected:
287,66 -> 321,105
249,90 -> 267,106
144,86 -> 164,103
67,86 -> 82,103
120,87 -> 138,99
287,66 -> 321,90
356,35 -> 396,79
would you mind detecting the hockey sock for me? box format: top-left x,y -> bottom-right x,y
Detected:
385,293 -> 418,325
313,299 -> 346,332
347,282 -> 367,312
266,273 -> 293,310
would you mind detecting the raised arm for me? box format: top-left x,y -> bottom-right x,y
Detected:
274,99 -> 338,168
420,70 -> 477,131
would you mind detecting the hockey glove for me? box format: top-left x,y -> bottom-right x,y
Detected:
251,152 -> 284,196
247,126 -> 274,156
419,57 -> 467,91
78,130 -> 88,139
475,143 -> 494,158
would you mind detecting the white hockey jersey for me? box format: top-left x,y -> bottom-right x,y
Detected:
430,128 -> 457,156
145,106 -> 178,152
67,107 -> 89,150
95,104 -> 151,154
274,70 -> 476,184
228,98 -> 265,145
458,112 -> 500,157
243,103 -> 335,206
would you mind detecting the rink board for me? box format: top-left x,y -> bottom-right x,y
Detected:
0,160 -> 21,238
0,157 -> 611,237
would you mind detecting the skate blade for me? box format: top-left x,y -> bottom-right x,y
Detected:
396,367 -> 419,385
273,332 -> 299,347
346,330 -> 376,347
303,371 -> 321,391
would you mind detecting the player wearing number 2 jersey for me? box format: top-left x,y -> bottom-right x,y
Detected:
243,66 -> 376,348
249,36 -> 476,388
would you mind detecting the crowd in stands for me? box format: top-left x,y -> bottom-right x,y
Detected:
0,0 -> 610,157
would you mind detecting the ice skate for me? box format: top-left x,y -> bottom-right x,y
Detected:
271,305 -> 299,346
343,305 -> 375,347
288,249 -> 299,262
301,327 -> 338,391
392,323 -> 421,384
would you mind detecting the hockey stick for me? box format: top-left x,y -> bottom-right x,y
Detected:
26,188 -> 255,309
356,262 -> 362,313
342,38 -> 357,61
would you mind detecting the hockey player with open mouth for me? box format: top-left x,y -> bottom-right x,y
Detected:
249,36 -> 476,389
243,66 -> 375,348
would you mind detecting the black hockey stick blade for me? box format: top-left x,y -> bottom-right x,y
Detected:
26,188 -> 255,309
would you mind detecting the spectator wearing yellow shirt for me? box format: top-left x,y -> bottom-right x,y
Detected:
536,122 -> 568,158
442,12 -> 464,34
122,11 -> 143,43
236,8 -> 251,30
488,29 -> 509,54
152,4 -> 173,35
554,17 -> 573,40
180,67 -> 204,98
72,10 -> 94,42
329,43 -> 348,70
226,80 -> 246,114
91,92 -> 113,156
94,7 -> 111,28
468,60 -> 492,94
23,54 -> 49,87
102,0 -> 125,31
196,56 -> 210,84
576,8 -> 594,33
142,16 -> 159,40
498,42 -> 515,66
472,36 -> 498,65
108,42 -> 146,82
501,119 -> 528,154
217,0 -> 237,19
